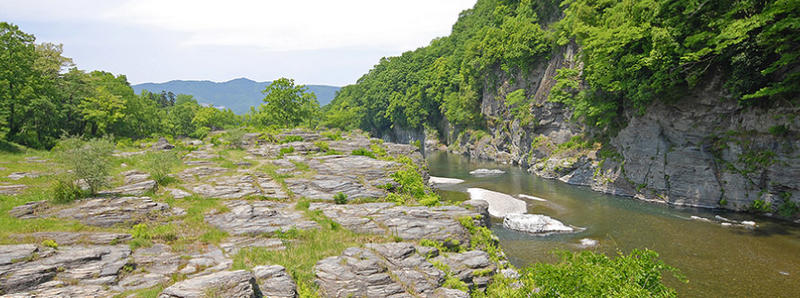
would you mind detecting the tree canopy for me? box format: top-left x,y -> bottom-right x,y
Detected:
252,78 -> 319,128
0,22 -> 241,149
324,0 -> 799,133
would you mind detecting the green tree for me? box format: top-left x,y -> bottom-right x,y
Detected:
0,22 -> 36,141
255,78 -> 319,127
80,86 -> 126,136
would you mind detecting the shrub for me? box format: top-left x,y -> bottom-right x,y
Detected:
281,135 -> 304,143
777,193 -> 799,217
51,175 -> 85,204
388,156 -> 440,206
750,199 -> 772,213
41,239 -> 58,249
314,141 -> 330,152
351,148 -> 375,159
141,151 -> 181,186
54,136 -> 115,194
525,249 -> 681,297
190,127 -> 210,139
322,131 -> 343,141
224,129 -> 248,149
768,125 -> 788,136
333,192 -> 348,204
279,146 -> 295,157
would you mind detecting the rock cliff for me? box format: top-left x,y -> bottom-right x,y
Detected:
423,44 -> 799,219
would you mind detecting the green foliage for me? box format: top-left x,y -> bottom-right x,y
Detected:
457,216 -> 502,263
532,249 -> 681,297
321,131 -> 343,141
504,89 -> 534,127
278,146 -> 295,157
768,125 -> 788,137
553,0 -> 800,129
483,249 -> 681,297
40,239 -> 58,249
750,199 -> 772,213
777,193 -> 799,217
314,141 -> 330,152
0,21 -> 247,149
324,0 -> 553,131
50,175 -> 85,204
350,148 -> 375,159
333,192 -> 348,205
54,136 -> 114,194
140,151 -> 180,186
281,135 -> 304,143
554,135 -> 593,154
252,78 -> 320,128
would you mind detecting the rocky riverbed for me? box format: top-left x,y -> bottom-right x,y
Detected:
0,130 -> 507,297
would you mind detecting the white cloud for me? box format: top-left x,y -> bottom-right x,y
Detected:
0,0 -> 477,85
3,0 -> 476,52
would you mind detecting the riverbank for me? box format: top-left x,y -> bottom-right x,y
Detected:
426,150 -> 800,297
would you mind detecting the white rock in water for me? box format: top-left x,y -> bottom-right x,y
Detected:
503,214 -> 575,235
721,222 -> 732,227
469,169 -> 505,176
518,194 -> 547,202
579,238 -> 598,247
741,220 -> 756,226
690,216 -> 712,222
428,176 -> 465,185
467,188 -> 527,217
715,215 -> 733,222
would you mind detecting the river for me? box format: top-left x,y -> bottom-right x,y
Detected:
426,151 -> 800,297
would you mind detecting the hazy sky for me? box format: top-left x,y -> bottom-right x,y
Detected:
0,0 -> 476,86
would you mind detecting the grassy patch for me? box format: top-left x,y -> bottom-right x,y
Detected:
0,190 -> 112,243
350,148 -> 376,159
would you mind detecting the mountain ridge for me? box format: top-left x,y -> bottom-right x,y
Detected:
132,78 -> 340,114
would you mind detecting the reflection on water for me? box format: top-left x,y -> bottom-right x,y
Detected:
426,151 -> 800,297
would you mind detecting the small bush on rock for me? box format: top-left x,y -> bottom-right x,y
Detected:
41,239 -> 58,249
54,136 -> 115,194
141,151 -> 181,186
51,175 -> 85,204
333,192 -> 348,204
351,148 -> 375,159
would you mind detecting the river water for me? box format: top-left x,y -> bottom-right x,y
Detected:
426,151 -> 800,297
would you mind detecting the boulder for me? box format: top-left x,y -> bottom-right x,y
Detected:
152,137 -> 174,150
315,243 -> 442,297
253,265 -> 297,297
428,176 -> 465,185
466,188 -> 527,217
502,214 -> 577,235
468,169 -> 505,176
431,250 -> 496,291
159,270 -> 258,298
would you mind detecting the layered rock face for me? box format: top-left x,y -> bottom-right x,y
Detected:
315,242 -> 496,298
422,43 -> 799,217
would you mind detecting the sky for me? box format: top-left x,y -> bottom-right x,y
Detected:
0,0 -> 477,86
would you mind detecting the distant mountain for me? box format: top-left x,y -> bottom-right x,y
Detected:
132,78 -> 340,114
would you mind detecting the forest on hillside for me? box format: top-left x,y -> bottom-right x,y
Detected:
324,0 -> 799,134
